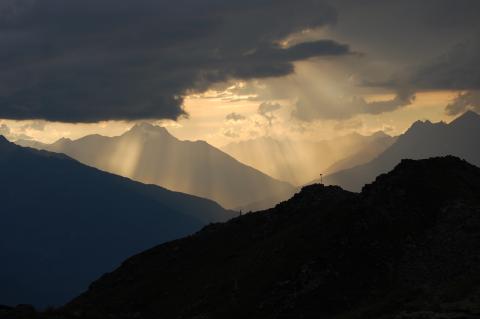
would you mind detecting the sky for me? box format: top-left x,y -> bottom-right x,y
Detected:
0,0 -> 479,146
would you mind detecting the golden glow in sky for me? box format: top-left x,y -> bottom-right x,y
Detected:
0,89 -> 459,147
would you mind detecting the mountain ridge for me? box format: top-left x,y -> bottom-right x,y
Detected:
0,136 -> 234,307
321,111 -> 480,191
54,156 -> 480,319
16,125 -> 295,210
221,131 -> 395,185
2,156 -> 480,318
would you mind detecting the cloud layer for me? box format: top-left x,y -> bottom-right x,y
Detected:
288,0 -> 480,121
0,0 -> 350,122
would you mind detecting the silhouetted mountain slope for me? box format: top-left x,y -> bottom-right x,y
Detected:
323,111 -> 480,191
17,124 -> 294,210
221,132 -> 395,185
324,132 -> 397,175
0,136 -> 233,307
61,156 -> 480,319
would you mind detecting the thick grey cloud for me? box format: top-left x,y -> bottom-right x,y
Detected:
329,0 -> 480,65
287,0 -> 480,121
331,0 -> 480,105
0,0 -> 350,122
293,89 -> 415,121
407,38 -> 480,92
384,32 -> 480,116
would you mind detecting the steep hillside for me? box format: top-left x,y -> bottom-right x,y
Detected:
57,156 -> 480,319
324,132 -> 397,174
0,136 -> 233,307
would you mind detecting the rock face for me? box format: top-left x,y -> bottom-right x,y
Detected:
0,136 -> 234,307
60,156 -> 480,319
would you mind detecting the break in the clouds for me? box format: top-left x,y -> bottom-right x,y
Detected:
0,0 -> 351,123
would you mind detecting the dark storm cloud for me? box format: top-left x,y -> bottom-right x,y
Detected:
323,0 -> 480,117
383,34 -> 480,116
0,0 -> 350,122
408,38 -> 480,91
293,89 -> 415,121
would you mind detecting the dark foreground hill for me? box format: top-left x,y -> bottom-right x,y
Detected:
0,136 -> 233,307
3,156 -> 480,319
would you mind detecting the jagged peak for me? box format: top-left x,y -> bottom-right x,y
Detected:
411,119 -> 432,127
405,119 -> 447,135
449,110 -> 480,127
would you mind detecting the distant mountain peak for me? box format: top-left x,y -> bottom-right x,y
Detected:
450,110 -> 480,127
129,122 -> 171,137
0,135 -> 14,151
405,118 -> 447,135
0,134 -> 9,144
56,137 -> 73,143
370,130 -> 390,138
411,119 -> 432,127
0,137 -> 233,307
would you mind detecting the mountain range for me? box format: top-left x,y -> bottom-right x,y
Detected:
0,136 -> 234,307
322,111 -> 480,191
222,132 -> 396,185
6,156 -> 477,319
17,124 -> 294,210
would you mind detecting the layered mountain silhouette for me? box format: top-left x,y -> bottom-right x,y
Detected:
28,156 -> 476,319
323,132 -> 397,174
322,111 -> 480,191
0,136 -> 234,307
1,156 -> 480,318
222,132 -> 395,185
17,124 -> 294,210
